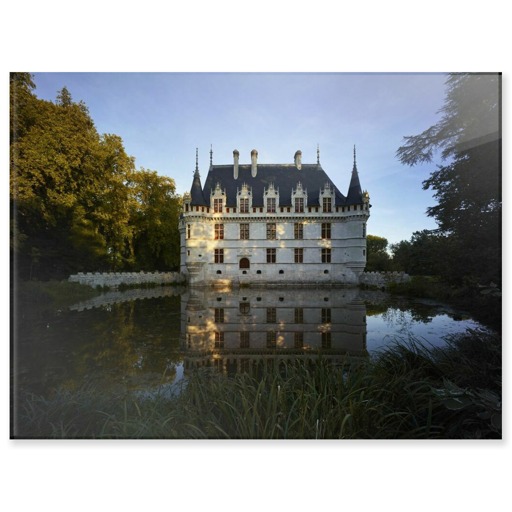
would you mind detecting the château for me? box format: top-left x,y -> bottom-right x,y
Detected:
179,147 -> 370,286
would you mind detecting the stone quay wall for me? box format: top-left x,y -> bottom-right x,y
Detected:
359,271 -> 411,288
68,271 -> 186,289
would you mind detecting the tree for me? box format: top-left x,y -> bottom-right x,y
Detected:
130,169 -> 181,270
11,75 -> 183,278
397,73 -> 501,285
390,230 -> 447,276
365,234 -> 392,271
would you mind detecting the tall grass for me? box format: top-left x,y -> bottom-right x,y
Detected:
13,329 -> 501,440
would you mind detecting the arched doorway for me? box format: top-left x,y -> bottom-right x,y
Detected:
239,258 -> 250,269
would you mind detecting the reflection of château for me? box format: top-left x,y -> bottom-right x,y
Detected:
180,288 -> 368,374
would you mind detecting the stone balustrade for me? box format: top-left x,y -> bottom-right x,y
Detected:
359,271 -> 410,288
68,271 -> 186,289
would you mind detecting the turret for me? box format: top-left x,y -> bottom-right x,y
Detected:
346,145 -> 363,204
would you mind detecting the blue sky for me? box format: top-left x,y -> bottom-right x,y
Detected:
32,72 -> 448,246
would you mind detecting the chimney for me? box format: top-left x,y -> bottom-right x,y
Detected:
233,149 -> 239,179
251,149 -> 258,177
294,150 -> 302,170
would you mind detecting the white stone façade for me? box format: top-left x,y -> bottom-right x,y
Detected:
179,148 -> 370,286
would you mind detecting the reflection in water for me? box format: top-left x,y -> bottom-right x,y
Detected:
14,286 -> 486,401
180,288 -> 368,375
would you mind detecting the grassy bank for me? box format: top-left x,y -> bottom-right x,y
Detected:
13,329 -> 501,439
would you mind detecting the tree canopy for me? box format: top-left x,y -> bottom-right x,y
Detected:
396,73 -> 501,285
365,234 -> 392,272
10,73 -> 182,279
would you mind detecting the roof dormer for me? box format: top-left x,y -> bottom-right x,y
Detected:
211,182 -> 226,213
319,182 -> 334,212
291,181 -> 308,213
263,182 -> 279,213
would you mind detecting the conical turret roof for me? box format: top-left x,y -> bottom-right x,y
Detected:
346,146 -> 363,204
189,148 -> 207,206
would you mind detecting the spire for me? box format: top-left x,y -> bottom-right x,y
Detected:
190,148 -> 207,206
209,144 -> 213,168
347,145 -> 363,204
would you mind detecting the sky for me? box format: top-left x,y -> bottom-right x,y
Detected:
31,72 -> 449,246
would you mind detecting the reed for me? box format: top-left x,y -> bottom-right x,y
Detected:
13,329 -> 501,439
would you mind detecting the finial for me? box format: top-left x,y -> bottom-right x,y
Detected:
195,147 -> 199,172
353,144 -> 358,171
317,144 -> 320,164
210,144 -> 213,167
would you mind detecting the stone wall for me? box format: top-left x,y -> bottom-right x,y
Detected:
359,271 -> 410,289
68,271 -> 186,289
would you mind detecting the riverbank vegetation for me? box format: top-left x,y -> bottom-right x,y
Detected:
14,328 -> 501,440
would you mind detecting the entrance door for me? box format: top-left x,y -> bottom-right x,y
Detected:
239,258 -> 250,269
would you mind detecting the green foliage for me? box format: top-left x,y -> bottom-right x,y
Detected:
10,73 -> 182,278
396,73 -> 501,287
365,234 -> 392,271
390,230 -> 448,276
130,168 -> 182,270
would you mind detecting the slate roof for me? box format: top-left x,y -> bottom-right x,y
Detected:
190,163 -> 363,207
190,171 -> 208,206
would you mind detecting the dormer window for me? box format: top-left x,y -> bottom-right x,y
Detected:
292,181 -> 307,213
237,183 -> 252,213
319,182 -> 334,212
211,182 -> 226,213
264,183 -> 279,213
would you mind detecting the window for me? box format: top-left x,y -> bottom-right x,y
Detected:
294,248 -> 303,263
239,302 -> 250,315
266,248 -> 276,263
214,198 -> 223,213
321,332 -> 331,349
240,198 -> 249,213
294,308 -> 304,323
323,197 -> 332,212
267,331 -> 277,348
240,331 -> 250,348
294,223 -> 303,240
240,223 -> 249,240
215,308 -> 224,323
294,197 -> 304,213
321,248 -> 331,263
267,222 -> 276,240
214,331 -> 224,349
294,332 -> 304,349
321,223 -> 331,239
214,249 -> 224,263
267,308 -> 276,323
214,223 -> 224,240
187,224 -> 191,239
363,223 -> 366,237
321,308 -> 331,323
267,197 -> 276,213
